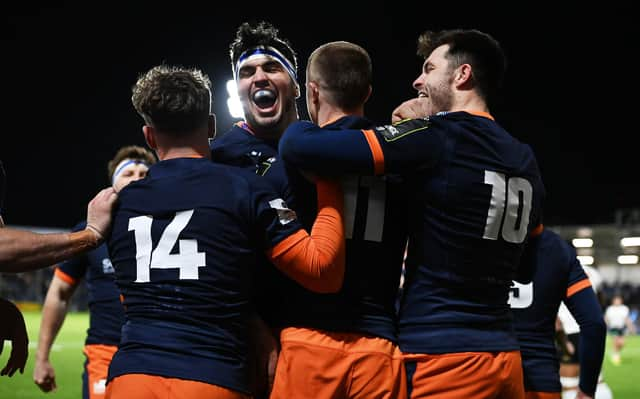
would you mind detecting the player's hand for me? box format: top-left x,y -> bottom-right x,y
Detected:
391,97 -> 434,123
0,300 -> 29,377
86,187 -> 118,243
33,359 -> 57,392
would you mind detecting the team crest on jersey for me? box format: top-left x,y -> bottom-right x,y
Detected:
268,198 -> 297,225
375,117 -> 431,142
247,150 -> 277,176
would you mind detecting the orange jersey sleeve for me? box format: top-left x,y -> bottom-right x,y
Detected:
266,179 -> 345,293
361,129 -> 385,175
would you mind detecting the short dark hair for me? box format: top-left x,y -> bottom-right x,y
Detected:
107,145 -> 157,179
230,21 -> 297,78
417,29 -> 506,102
308,41 -> 371,111
131,65 -> 212,135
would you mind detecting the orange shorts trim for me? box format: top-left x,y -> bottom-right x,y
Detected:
403,351 -> 525,399
270,326 -> 406,399
106,374 -> 251,399
83,344 -> 118,399
525,391 -> 561,399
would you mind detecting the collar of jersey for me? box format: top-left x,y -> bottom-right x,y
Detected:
466,110 -> 494,120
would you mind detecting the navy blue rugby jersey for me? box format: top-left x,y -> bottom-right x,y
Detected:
510,228 -> 604,394
210,123 -> 317,328
106,157 -> 309,394
279,115 -> 408,342
56,221 -> 124,346
211,122 -> 317,227
280,111 -> 545,353
210,122 -> 278,171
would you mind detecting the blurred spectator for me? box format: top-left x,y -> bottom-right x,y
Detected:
604,294 -> 636,365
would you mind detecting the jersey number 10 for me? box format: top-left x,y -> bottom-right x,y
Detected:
483,171 -> 533,244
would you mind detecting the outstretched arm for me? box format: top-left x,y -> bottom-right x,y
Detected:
280,119 -> 443,177
279,121 -> 379,175
0,187 -> 117,272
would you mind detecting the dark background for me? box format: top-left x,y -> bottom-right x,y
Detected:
1,2 -> 637,229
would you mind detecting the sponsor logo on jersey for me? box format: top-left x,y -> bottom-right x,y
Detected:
376,117 -> 431,142
102,258 -> 115,274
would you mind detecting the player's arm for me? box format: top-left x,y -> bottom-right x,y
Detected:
279,119 -> 444,176
564,275 -> 606,397
0,229 -> 101,273
33,271 -> 78,392
266,179 -> 345,293
0,187 -> 117,272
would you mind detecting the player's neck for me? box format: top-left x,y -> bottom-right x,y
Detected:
317,105 -> 362,127
452,92 -> 489,115
157,144 -> 210,161
248,112 -> 298,142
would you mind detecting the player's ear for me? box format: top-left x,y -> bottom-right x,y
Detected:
142,125 -> 157,150
307,81 -> 320,104
455,64 -> 473,87
208,113 -> 216,141
364,85 -> 372,103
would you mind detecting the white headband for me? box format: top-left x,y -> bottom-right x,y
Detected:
235,46 -> 299,93
111,159 -> 149,185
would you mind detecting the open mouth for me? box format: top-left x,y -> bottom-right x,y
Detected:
252,89 -> 277,109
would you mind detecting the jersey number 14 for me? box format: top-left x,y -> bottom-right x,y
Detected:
128,210 -> 205,282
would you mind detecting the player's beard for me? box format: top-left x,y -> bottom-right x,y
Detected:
426,76 -> 454,114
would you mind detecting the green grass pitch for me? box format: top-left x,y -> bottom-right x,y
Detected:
1,311 -> 87,399
0,311 -> 638,398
